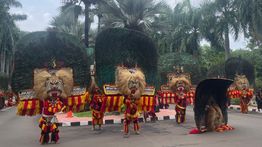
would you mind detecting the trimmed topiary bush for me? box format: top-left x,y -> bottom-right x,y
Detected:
95,28 -> 158,86
12,31 -> 89,93
225,57 -> 255,84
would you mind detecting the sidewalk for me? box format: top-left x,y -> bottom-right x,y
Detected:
56,105 -> 262,127
228,104 -> 262,113
56,109 -> 177,127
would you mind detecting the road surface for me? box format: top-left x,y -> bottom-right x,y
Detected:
0,107 -> 262,147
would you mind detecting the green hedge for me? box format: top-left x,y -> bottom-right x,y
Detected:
0,74 -> 8,90
11,31 -> 90,93
95,28 -> 158,86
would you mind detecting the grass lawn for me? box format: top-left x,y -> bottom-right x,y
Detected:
74,111 -> 92,117
230,98 -> 240,105
73,111 -> 122,117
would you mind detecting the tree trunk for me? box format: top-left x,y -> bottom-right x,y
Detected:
2,50 -> 6,73
98,14 -> 102,33
224,27 -> 230,60
0,50 -> 3,73
84,1 -> 91,48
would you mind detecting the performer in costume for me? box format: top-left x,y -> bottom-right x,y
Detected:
227,74 -> 254,113
256,89 -> 262,112
115,66 -> 146,137
89,64 -> 104,131
17,68 -> 89,144
168,66 -> 193,124
90,90 -> 104,130
13,31 -> 90,144
35,68 -> 72,144
123,94 -> 141,135
157,66 -> 194,124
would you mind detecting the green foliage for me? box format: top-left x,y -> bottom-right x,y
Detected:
229,48 -> 262,88
100,0 -> 168,32
0,0 -> 27,54
158,52 -> 205,85
0,74 -> 8,90
198,45 -> 225,78
230,98 -> 240,105
199,45 -> 225,70
11,31 -> 90,93
50,2 -> 85,40
95,28 -> 157,86
225,57 -> 255,84
256,78 -> 262,89
235,0 -> 262,42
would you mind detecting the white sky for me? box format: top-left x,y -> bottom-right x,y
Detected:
11,0 -> 248,49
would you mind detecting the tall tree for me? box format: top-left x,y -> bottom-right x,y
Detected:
0,0 -> 26,77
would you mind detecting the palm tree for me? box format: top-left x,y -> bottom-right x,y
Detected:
202,0 -> 240,60
234,0 -> 262,44
0,0 -> 26,77
61,0 -> 101,47
154,0 -> 202,55
199,2 -> 224,51
173,0 -> 202,55
99,0 -> 168,32
50,2 -> 85,40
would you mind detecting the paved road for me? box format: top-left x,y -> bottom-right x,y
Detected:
1,107 -> 262,147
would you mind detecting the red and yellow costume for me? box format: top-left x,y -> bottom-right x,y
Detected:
17,89 -> 89,144
175,97 -> 187,124
227,74 -> 254,113
157,66 -> 195,124
39,97 -> 64,144
90,94 -> 104,129
175,90 -> 194,124
123,96 -> 140,135
158,88 -> 194,124
228,89 -> 253,113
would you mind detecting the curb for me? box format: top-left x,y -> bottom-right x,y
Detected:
228,105 -> 261,113
0,106 -> 13,112
57,115 -> 176,127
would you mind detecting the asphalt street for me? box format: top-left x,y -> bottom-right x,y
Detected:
0,107 -> 262,147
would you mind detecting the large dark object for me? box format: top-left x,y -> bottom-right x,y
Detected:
194,78 -> 233,129
225,57 -> 255,84
95,28 -> 158,86
11,31 -> 89,93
